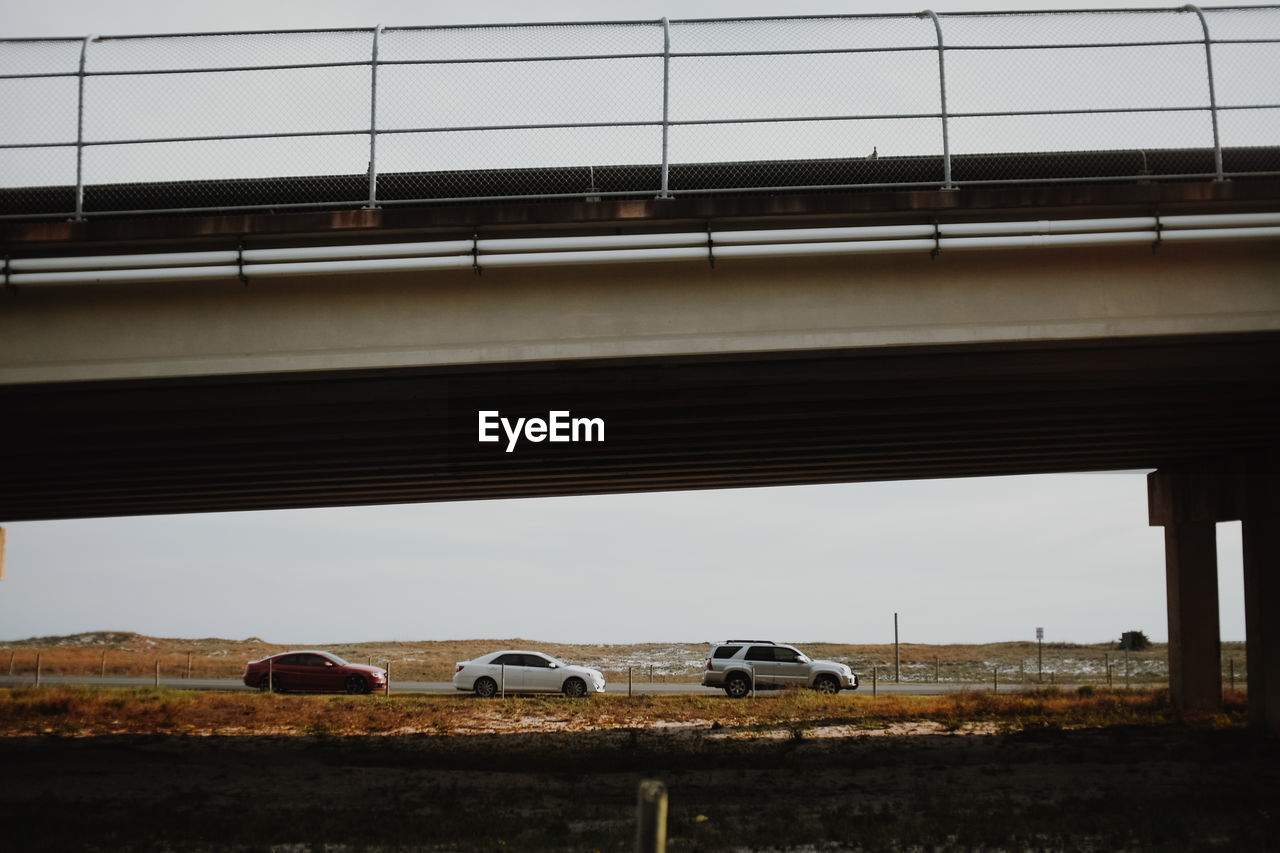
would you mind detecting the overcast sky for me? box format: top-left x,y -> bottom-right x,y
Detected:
0,0 -> 1253,647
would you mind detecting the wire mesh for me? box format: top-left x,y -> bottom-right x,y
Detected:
0,7 -> 1278,219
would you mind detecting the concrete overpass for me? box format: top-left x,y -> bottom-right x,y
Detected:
4,175 -> 1279,730
1,9 -> 1279,730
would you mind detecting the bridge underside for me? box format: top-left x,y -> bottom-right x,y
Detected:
1,331 -> 1276,521
5,171 -> 1280,730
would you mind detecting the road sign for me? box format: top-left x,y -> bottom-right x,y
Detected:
1036,627 -> 1043,640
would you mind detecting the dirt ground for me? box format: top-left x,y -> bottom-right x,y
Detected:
3,721 -> 1278,852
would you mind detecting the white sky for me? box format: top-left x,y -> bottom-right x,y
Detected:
0,0 -> 1254,647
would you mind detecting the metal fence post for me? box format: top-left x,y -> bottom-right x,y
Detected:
922,10 -> 953,190
72,35 -> 94,221
658,17 -> 672,199
366,25 -> 383,208
1184,5 -> 1225,181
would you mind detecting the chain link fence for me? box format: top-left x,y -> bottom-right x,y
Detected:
2,6 -> 1278,219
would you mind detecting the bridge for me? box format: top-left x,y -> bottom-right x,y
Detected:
1,7 -> 1279,730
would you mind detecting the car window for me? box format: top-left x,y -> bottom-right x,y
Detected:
277,654 -> 303,666
712,645 -> 741,659
745,646 -> 774,661
775,647 -> 802,663
492,653 -> 524,666
301,654 -> 326,666
523,654 -> 552,668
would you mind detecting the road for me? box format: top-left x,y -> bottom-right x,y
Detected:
0,674 -> 1056,695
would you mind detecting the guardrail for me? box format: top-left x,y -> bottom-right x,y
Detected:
2,5 -> 1279,220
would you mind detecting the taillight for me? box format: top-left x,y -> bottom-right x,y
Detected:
455,664 -> 464,673
706,659 -> 712,670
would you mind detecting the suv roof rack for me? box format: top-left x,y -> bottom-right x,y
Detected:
723,639 -> 775,644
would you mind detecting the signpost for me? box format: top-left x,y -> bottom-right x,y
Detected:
1036,627 -> 1044,683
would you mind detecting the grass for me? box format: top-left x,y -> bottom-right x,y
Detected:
0,683 -> 1248,737
0,690 -> 1272,853
0,685 -> 1268,852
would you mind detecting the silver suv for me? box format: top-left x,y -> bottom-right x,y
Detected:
702,640 -> 859,698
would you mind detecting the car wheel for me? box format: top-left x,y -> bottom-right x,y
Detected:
345,675 -> 369,695
814,675 -> 840,694
562,677 -> 587,698
258,674 -> 284,693
474,676 -> 498,698
725,673 -> 752,699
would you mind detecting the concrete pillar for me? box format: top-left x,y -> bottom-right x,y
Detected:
1162,521 -> 1222,712
1237,452 -> 1280,732
1148,462 -> 1231,715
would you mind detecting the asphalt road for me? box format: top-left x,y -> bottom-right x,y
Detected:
0,673 -> 1042,695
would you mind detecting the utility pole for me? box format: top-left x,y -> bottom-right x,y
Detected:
894,612 -> 900,683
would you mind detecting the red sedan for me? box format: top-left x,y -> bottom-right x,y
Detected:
242,650 -> 386,694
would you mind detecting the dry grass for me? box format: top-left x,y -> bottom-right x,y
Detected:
0,683 -> 1247,738
0,631 -> 1248,685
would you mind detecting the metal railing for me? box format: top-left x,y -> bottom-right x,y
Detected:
2,5 -> 1279,220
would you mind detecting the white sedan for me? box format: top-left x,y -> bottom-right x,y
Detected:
453,650 -> 606,697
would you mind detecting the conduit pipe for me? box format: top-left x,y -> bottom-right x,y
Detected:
6,212 -> 1279,287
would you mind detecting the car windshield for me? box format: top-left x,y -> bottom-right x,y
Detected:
321,652 -> 349,666
544,655 -> 566,668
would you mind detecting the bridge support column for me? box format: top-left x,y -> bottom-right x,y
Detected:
1149,453 -> 1280,731
1148,462 -> 1229,715
1237,452 -> 1280,733
1161,520 -> 1222,713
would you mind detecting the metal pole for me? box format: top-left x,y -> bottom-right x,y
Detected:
635,779 -> 668,853
658,17 -> 672,199
1038,637 -> 1043,683
922,11 -> 953,189
629,666 -> 633,697
35,651 -> 42,687
872,666 -> 877,697
993,667 -> 998,694
366,25 -> 382,208
894,612 -> 900,683
154,658 -> 159,688
385,660 -> 390,696
1184,6 -> 1225,180
268,657 -> 273,693
73,36 -> 94,221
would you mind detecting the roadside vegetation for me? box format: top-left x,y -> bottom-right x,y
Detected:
0,683 -> 1248,737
